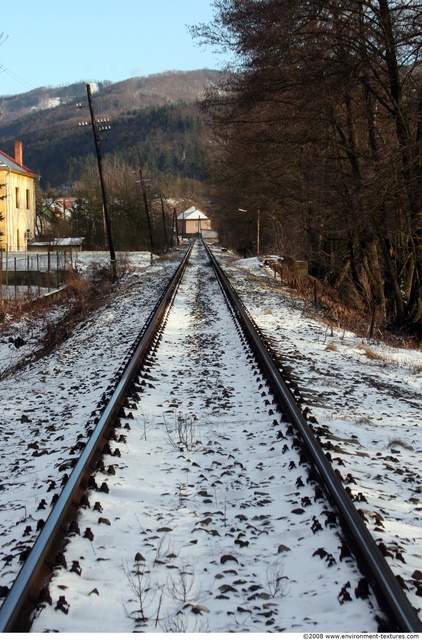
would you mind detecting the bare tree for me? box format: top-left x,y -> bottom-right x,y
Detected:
192,0 -> 422,333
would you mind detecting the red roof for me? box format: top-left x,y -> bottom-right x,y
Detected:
0,149 -> 39,177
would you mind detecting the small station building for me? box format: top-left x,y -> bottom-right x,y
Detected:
177,206 -> 213,239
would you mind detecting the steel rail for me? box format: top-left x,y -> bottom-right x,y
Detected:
204,241 -> 422,633
0,243 -> 194,633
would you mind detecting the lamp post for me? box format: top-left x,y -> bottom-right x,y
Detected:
239,207 -> 260,255
78,84 -> 116,280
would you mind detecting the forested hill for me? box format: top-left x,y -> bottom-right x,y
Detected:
0,69 -> 219,188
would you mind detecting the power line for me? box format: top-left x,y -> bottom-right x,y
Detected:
0,64 -> 35,92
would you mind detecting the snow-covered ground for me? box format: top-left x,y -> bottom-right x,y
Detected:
0,251 -> 178,606
28,242 -> 385,633
220,252 -> 422,613
0,243 -> 420,633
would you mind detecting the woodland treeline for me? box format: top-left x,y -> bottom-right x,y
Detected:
1,73 -> 214,254
0,71 -> 219,196
0,102 -> 209,188
33,103 -> 209,252
192,0 -> 422,334
39,159 -> 206,254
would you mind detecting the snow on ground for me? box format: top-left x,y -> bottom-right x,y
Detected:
29,242 -> 385,633
219,250 -> 422,614
0,243 -> 421,633
0,251 -> 178,603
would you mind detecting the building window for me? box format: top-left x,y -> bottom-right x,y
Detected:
15,187 -> 20,208
16,229 -> 20,250
26,189 -> 30,209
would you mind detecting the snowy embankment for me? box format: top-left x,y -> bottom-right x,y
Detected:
0,252 -> 177,605
28,242 -> 385,633
0,245 -> 420,632
219,251 -> 422,614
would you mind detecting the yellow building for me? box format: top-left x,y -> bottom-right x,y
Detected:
0,142 -> 39,252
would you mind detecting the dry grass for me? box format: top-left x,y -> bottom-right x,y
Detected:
356,342 -> 383,360
325,342 -> 339,352
274,272 -> 421,352
39,268 -> 112,355
387,437 -> 414,451
0,290 -> 50,327
0,265 -> 113,378
354,341 -> 422,373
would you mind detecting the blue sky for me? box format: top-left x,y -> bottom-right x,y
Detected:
0,0 -> 223,96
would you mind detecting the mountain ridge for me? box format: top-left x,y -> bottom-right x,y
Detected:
0,69 -> 219,124
0,70 -> 219,189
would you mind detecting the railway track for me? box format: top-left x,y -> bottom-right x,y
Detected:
0,241 -> 420,633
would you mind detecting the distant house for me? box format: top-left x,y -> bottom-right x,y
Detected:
177,206 -> 213,238
36,198 -> 78,235
27,236 -> 84,253
42,198 -> 77,221
0,142 -> 39,251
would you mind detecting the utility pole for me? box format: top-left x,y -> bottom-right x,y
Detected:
139,168 -> 154,265
160,193 -> 169,251
173,207 -> 179,248
81,84 -> 116,280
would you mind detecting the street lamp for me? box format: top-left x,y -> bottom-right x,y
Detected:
239,208 -> 260,255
